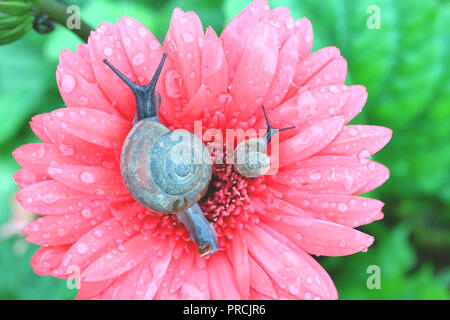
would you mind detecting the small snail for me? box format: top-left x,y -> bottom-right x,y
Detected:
103,54 -> 218,255
233,106 -> 295,178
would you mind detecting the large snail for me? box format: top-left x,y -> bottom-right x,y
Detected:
233,106 -> 295,178
103,54 -> 218,256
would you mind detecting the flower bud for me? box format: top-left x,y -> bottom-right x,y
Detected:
0,0 -> 32,44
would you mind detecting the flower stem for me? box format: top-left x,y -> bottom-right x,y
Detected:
32,0 -> 93,42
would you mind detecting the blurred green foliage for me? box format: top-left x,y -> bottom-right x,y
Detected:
0,0 -> 448,299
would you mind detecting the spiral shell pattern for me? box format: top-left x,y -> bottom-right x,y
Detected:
121,120 -> 212,213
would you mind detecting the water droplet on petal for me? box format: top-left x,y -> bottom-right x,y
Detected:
132,52 -> 146,66
61,75 -> 76,93
104,47 -> 113,57
59,144 -> 74,156
286,17 -> 295,29
150,40 -> 159,50
80,171 -> 95,184
338,203 -> 348,212
138,27 -> 148,37
81,208 -> 92,218
310,173 -> 321,181
76,243 -> 88,254
182,32 -> 194,43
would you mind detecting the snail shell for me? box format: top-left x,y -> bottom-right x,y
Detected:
233,137 -> 270,178
121,119 -> 212,214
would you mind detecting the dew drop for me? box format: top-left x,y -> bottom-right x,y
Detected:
59,144 -> 74,156
309,173 -> 321,181
76,243 -> 88,254
80,171 -> 95,184
150,40 -> 159,50
132,52 -> 146,66
286,17 -> 295,29
81,208 -> 92,218
79,96 -> 88,106
138,27 -> 148,37
338,203 -> 348,212
104,47 -> 113,57
182,32 -> 194,43
123,37 -> 131,46
61,75 -> 76,93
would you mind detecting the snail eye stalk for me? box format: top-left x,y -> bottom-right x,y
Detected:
103,53 -> 167,121
261,105 -> 296,145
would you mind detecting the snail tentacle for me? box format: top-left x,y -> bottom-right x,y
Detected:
262,105 -> 296,146
103,53 -> 167,121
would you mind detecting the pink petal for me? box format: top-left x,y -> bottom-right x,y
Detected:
279,116 -> 345,166
17,180 -> 101,215
270,186 -> 384,227
31,245 -> 71,276
266,215 -> 375,256
56,219 -> 125,276
231,230 -> 250,299
116,17 -> 164,86
13,143 -> 79,176
245,224 -> 337,299
293,46 -> 341,88
88,22 -> 137,120
220,0 -> 271,82
137,237 -> 174,299
81,233 -> 149,282
181,255 -> 210,299
261,85 -> 350,138
274,156 -> 390,195
57,46 -> 117,114
248,255 -> 277,298
264,34 -> 300,108
305,56 -> 347,89
97,262 -> 148,299
30,115 -> 51,142
269,7 -> 294,45
31,114 -> 119,169
13,168 -> 48,188
75,279 -> 114,300
47,165 -> 129,198
295,18 -> 314,58
163,8 -> 204,100
343,86 -> 368,123
181,84 -> 213,123
23,206 -> 111,246
253,197 -> 313,221
155,248 -> 195,299
227,21 -> 279,122
202,27 -> 228,94
207,252 -> 242,299
319,125 -> 393,157
49,108 -> 131,150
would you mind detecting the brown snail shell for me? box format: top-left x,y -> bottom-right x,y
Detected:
233,137 -> 270,178
121,119 -> 212,214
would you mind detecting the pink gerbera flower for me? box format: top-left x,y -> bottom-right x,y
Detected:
13,0 -> 391,300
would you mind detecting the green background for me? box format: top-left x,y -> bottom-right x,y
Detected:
0,0 -> 449,299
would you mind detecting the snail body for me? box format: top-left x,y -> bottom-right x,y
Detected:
104,53 -> 217,255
